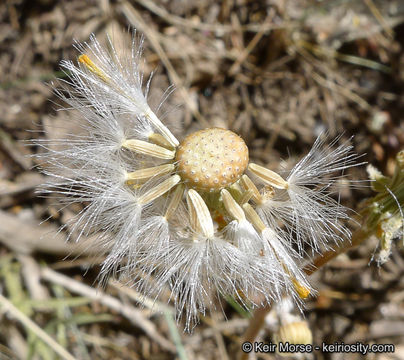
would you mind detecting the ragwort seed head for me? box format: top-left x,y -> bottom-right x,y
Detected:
35,30 -> 362,330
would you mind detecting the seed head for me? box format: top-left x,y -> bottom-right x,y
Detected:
176,128 -> 249,192
35,31 -> 361,330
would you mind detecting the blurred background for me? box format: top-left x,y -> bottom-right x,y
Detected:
0,0 -> 403,359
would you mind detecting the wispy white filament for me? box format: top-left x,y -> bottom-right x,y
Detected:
35,32 -> 360,330
253,135 -> 361,255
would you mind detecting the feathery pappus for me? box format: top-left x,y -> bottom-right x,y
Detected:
35,32 -> 360,330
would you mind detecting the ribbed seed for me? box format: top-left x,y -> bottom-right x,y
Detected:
240,175 -> 263,204
292,279 -> 311,299
186,189 -> 214,238
79,54 -> 178,148
165,184 -> 184,220
126,164 -> 175,183
227,183 -> 244,203
221,189 -> 245,222
148,133 -> 176,150
249,163 -> 288,189
122,139 -> 175,159
242,203 -> 266,233
262,229 -> 311,299
78,54 -> 108,82
239,189 -> 254,205
146,109 -> 179,147
264,229 -> 311,299
138,175 -> 181,205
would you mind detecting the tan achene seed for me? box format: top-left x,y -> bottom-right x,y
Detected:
164,184 -> 184,221
126,164 -> 175,183
239,189 -> 254,205
122,139 -> 175,159
221,189 -> 245,222
248,163 -> 288,189
242,203 -> 266,233
138,175 -> 180,205
186,189 -> 214,238
240,175 -> 263,204
148,133 -> 176,150
79,53 -> 178,148
176,128 -> 249,192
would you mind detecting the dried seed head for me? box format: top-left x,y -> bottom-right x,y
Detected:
176,128 -> 249,192
41,33 -> 362,330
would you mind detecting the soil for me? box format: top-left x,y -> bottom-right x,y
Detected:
0,1 -> 403,359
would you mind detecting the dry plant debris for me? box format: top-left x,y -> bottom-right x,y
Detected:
0,0 -> 403,359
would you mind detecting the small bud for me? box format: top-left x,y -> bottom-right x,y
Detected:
397,150 -> 404,169
367,164 -> 389,192
377,213 -> 403,264
274,321 -> 313,356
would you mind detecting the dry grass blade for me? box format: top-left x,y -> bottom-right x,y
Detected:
364,0 -> 394,39
164,312 -> 189,360
0,293 -> 76,360
228,14 -> 272,76
41,267 -> 176,353
135,0 -> 296,33
109,279 -> 174,312
2,0 -> 404,358
119,0 -> 209,127
0,210 -> 105,256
